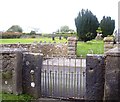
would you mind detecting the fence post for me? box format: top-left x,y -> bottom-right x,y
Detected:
104,47 -> 120,101
67,37 -> 77,58
86,54 -> 105,100
22,52 -> 43,98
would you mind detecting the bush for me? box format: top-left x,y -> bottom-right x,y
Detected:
1,32 -> 23,38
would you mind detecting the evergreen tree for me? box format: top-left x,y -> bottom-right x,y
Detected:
100,16 -> 115,37
7,25 -> 23,33
75,9 -> 99,41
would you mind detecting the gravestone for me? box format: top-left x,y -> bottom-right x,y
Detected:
52,36 -> 55,41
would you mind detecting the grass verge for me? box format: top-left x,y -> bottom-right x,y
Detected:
0,92 -> 34,102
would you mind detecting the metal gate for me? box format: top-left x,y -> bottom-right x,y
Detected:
41,57 -> 86,100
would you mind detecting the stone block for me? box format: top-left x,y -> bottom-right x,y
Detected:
1,48 -> 23,95
86,54 -> 105,100
104,47 -> 120,101
22,52 -> 43,98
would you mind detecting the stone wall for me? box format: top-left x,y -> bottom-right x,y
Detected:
86,47 -> 120,101
0,48 -> 23,95
0,48 -> 43,98
30,43 -> 67,57
2,43 -> 68,57
104,36 -> 120,52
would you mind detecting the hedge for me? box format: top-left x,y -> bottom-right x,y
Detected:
1,32 -> 23,38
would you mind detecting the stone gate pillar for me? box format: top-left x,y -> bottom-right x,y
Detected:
1,48 -> 23,95
103,37 -> 114,52
22,52 -> 43,98
104,47 -> 120,101
67,37 -> 77,58
86,54 -> 105,100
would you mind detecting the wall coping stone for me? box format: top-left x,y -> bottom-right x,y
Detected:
67,37 -> 77,41
105,47 -> 120,56
0,48 -> 27,53
103,37 -> 114,42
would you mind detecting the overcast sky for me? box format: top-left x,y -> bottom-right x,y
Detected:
0,0 -> 119,33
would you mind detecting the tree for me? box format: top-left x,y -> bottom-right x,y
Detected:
100,16 -> 115,37
75,9 -> 99,41
60,25 -> 70,33
30,30 -> 36,35
7,25 -> 23,33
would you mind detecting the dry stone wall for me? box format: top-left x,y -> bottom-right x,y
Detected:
2,43 -> 68,57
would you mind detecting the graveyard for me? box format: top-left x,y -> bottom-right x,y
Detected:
1,33 -> 120,101
0,1 -> 120,101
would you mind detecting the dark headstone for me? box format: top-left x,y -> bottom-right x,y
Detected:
52,36 -> 55,41
59,36 -> 62,40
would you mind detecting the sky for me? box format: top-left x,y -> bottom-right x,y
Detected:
0,0 -> 119,33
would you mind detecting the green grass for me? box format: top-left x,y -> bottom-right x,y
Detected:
0,92 -> 33,102
77,40 -> 104,57
0,37 -> 67,44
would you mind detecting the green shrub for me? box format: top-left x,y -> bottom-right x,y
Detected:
1,92 -> 34,102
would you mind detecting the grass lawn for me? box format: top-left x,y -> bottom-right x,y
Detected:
77,40 -> 104,57
0,92 -> 33,102
0,37 -> 67,44
0,38 -> 104,57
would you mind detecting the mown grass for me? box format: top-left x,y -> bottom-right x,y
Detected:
0,92 -> 34,102
77,40 -> 104,57
0,37 -> 67,44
